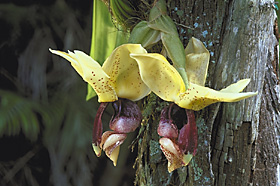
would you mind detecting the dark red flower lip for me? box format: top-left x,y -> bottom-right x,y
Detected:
92,98 -> 142,164
157,104 -> 198,172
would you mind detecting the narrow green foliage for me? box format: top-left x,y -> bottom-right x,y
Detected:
0,90 -> 41,141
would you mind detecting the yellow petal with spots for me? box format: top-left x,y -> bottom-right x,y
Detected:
49,49 -> 117,102
176,82 -> 258,111
130,53 -> 185,102
185,37 -> 210,86
102,44 -> 150,101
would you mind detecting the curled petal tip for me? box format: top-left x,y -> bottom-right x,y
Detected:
92,144 -> 102,157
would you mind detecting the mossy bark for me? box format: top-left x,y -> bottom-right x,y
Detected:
134,0 -> 279,185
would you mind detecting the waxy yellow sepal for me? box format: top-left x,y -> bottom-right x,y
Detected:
130,53 -> 185,102
50,44 -> 150,102
177,81 -> 257,111
49,49 -> 117,102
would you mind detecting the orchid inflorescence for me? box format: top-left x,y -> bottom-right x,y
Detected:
50,37 -> 257,172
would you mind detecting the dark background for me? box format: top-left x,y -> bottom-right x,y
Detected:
0,0 -> 136,185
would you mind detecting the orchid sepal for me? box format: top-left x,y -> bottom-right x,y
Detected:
131,52 -> 257,111
177,82 -> 258,111
50,44 -> 150,102
185,37 -> 210,86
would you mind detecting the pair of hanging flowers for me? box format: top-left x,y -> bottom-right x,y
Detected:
49,37 -> 257,172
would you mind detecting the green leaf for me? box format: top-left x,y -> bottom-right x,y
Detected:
129,21 -> 161,48
87,0 -> 128,101
0,90 -> 42,141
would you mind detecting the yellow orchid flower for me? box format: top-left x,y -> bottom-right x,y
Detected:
49,44 -> 150,102
130,37 -> 257,172
130,38 -> 257,111
50,44 -> 150,166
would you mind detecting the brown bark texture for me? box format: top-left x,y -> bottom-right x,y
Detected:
134,0 -> 279,186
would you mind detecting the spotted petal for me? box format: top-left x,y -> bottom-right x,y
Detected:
49,49 -> 117,102
176,82 -> 257,111
131,52 -> 257,111
159,138 -> 186,173
130,53 -> 185,102
102,44 -> 150,101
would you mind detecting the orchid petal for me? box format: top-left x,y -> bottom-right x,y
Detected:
159,137 -> 184,173
130,52 -> 257,111
185,37 -> 210,86
102,44 -> 150,101
49,49 -> 117,102
220,79 -> 251,93
92,102 -> 108,157
178,110 -> 197,155
100,131 -> 127,166
130,53 -> 185,102
176,82 -> 258,111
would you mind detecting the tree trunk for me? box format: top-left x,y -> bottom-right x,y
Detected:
134,0 -> 279,185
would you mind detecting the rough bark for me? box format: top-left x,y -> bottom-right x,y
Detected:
134,0 -> 279,185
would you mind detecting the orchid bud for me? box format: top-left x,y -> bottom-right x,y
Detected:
109,99 -> 142,133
